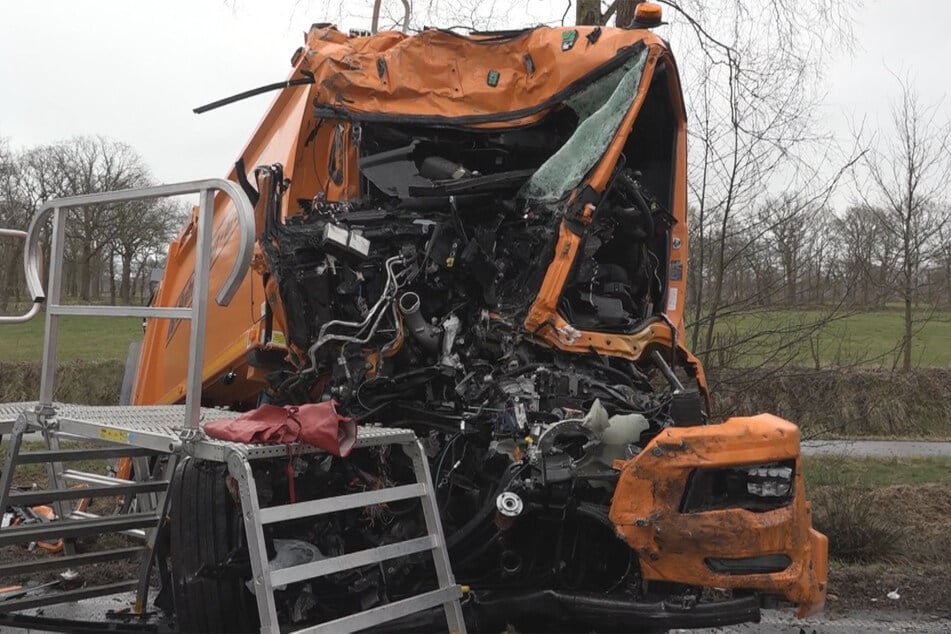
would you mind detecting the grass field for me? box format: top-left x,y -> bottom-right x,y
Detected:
804,455 -> 951,487
3,308 -> 950,367
703,308 -> 951,367
0,315 -> 142,362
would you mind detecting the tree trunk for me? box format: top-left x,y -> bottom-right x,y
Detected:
0,248 -> 18,312
109,248 -> 117,305
80,244 -> 92,301
861,265 -> 869,307
945,257 -> 951,309
903,295 -> 912,371
615,0 -> 641,28
784,261 -> 796,305
120,252 -> 133,303
576,0 -> 601,25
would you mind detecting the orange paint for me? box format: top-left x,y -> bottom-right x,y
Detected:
609,415 -> 827,616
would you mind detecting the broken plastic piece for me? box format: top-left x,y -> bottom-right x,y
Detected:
322,223 -> 371,258
562,30 -> 578,51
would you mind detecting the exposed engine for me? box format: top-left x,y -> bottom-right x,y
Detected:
242,109 -> 708,630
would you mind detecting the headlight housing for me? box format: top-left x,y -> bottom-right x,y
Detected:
681,460 -> 795,513
745,465 -> 793,498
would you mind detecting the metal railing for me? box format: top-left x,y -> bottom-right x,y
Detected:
8,178 -> 256,429
0,229 -> 42,324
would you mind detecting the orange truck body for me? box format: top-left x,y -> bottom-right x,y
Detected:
134,23 -> 827,619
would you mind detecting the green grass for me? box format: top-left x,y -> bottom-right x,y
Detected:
706,308 -> 951,367
0,441 -> 110,487
3,308 -> 948,367
0,316 -> 141,362
804,455 -> 951,488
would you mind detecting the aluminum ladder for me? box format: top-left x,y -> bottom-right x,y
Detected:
0,179 -> 466,632
0,178 -> 255,618
202,427 -> 466,634
0,402 -> 174,614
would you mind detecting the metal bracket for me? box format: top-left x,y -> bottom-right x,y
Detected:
31,403 -> 58,430
11,412 -> 30,436
179,427 -> 203,443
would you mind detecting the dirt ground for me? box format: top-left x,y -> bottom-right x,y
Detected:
827,563 -> 951,614
0,443 -> 143,590
1,504 -> 144,589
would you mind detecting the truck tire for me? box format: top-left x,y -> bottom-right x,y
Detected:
168,457 -> 259,633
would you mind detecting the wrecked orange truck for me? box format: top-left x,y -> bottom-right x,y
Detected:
131,18 -> 826,632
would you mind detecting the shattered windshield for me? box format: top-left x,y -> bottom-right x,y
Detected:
520,47 -> 649,202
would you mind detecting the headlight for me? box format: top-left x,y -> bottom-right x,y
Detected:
745,465 -> 793,497
681,460 -> 795,513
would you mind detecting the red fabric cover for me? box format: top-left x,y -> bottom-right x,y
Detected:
202,401 -> 357,457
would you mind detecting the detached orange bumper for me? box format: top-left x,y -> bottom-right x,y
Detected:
608,414 -> 827,617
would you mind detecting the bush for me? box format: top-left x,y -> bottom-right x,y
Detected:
809,463 -> 907,564
811,485 -> 904,562
711,367 -> 951,437
0,360 -> 124,404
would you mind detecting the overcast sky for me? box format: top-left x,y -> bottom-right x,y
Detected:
1,1 -> 948,204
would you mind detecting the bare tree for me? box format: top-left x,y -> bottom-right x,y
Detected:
18,136 -> 153,301
857,76 -> 951,370
834,204 -> 900,308
938,221 -> 951,309
0,137 -> 25,311
675,1 -> 858,351
803,209 -> 839,305
757,195 -> 820,306
111,199 -> 184,303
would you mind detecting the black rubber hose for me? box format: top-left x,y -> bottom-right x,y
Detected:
573,501 -> 615,529
471,590 -> 761,633
193,75 -> 315,114
446,464 -> 523,550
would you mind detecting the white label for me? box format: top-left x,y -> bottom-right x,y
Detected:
349,231 -> 371,256
2,512 -> 12,528
323,223 -> 349,246
666,287 -> 679,311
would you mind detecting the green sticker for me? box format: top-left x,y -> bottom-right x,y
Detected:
487,69 -> 500,87
562,30 -> 578,51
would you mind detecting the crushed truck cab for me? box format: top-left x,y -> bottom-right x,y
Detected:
120,19 -> 826,633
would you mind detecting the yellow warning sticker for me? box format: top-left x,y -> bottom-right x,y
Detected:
99,427 -> 129,443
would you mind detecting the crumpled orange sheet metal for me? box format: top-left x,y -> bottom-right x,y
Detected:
609,414 -> 828,617
302,24 -> 666,123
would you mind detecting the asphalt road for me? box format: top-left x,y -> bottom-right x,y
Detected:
801,439 -> 951,458
681,609 -> 951,633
